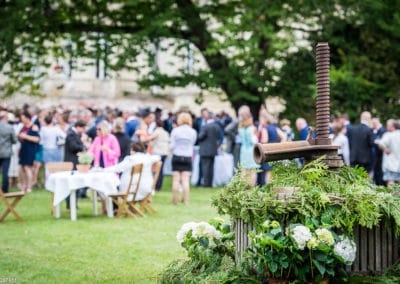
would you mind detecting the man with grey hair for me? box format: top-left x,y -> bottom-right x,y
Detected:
348,111 -> 375,172
0,110 -> 17,193
295,117 -> 310,141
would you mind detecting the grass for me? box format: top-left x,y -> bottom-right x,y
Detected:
1,176 -> 399,284
0,176 -> 221,284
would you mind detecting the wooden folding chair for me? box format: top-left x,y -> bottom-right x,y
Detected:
0,189 -> 25,222
46,162 -> 74,215
109,164 -> 144,218
138,160 -> 163,214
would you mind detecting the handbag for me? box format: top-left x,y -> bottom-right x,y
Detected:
56,135 -> 66,146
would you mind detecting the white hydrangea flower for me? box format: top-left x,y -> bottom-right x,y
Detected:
176,222 -> 198,244
193,221 -> 212,238
262,220 -> 270,228
315,228 -> 335,246
213,229 -> 223,240
290,225 -> 312,250
307,236 -> 320,249
177,221 -> 223,247
334,235 -> 357,263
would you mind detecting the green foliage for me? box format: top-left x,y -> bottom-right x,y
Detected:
311,0 -> 400,121
246,220 -> 355,282
159,218 -> 237,284
213,158 -> 400,236
2,1 -> 399,118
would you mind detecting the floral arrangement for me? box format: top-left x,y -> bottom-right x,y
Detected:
247,219 -> 356,282
177,221 -> 223,248
213,158 -> 400,237
78,152 -> 94,164
176,218 -> 234,257
159,218 -> 236,283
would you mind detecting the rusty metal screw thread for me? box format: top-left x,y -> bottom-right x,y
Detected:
315,42 -> 331,145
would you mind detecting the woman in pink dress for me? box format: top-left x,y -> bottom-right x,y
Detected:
88,120 -> 121,169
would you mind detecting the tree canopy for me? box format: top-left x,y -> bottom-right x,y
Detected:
0,0 -> 399,122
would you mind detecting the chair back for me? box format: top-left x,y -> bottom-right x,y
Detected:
47,162 -> 74,174
125,164 -> 143,200
151,161 -> 163,191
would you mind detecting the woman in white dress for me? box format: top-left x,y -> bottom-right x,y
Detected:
104,141 -> 161,201
40,113 -> 67,178
8,112 -> 22,187
330,119 -> 350,166
378,119 -> 400,188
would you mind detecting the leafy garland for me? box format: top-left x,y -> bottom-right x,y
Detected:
212,157 -> 400,236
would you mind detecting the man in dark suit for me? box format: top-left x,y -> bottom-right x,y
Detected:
372,118 -> 386,185
64,120 -> 88,205
348,111 -> 375,172
194,108 -> 209,185
64,120 -> 88,168
197,113 -> 222,187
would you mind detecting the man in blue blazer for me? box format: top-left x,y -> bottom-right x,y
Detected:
197,113 -> 223,187
348,111 -> 375,172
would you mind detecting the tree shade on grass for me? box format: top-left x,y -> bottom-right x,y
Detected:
0,176 -> 220,283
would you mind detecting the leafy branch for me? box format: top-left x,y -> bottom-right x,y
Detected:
213,159 -> 400,236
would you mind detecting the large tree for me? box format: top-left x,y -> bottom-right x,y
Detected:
1,0 -> 399,121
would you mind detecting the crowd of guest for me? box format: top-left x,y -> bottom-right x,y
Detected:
1,103 -> 399,209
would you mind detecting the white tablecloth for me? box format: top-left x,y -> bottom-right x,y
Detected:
191,153 -> 234,187
45,171 -> 120,206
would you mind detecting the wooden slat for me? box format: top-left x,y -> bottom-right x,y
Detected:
368,226 -> 375,271
393,232 -> 399,265
393,230 -> 398,264
375,225 -> 382,272
240,219 -> 244,258
351,226 -> 360,272
382,226 -> 388,269
388,225 -> 393,267
360,227 -> 367,272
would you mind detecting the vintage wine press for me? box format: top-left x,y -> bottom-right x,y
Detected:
253,42 -> 343,168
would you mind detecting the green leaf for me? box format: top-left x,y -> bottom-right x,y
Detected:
268,261 -> 278,273
312,259 -> 326,276
199,237 -> 209,248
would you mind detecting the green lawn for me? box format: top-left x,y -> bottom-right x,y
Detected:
0,177 -> 221,284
